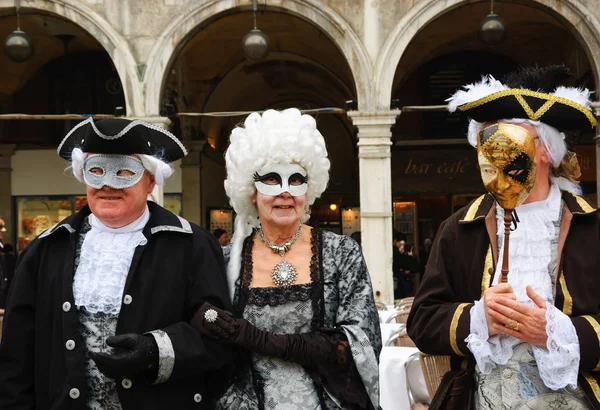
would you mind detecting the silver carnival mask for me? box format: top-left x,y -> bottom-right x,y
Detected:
253,164 -> 308,197
83,154 -> 146,189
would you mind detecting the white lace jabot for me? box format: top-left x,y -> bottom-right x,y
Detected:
467,183 -> 581,390
73,207 -> 150,314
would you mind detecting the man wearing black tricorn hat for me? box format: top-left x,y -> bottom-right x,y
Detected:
408,66 -> 600,409
0,117 -> 233,409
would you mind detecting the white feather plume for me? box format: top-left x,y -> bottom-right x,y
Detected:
446,75 -> 509,112
551,86 -> 592,109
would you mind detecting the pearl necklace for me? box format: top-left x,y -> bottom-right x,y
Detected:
258,224 -> 303,287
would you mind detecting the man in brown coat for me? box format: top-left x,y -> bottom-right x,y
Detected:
408,66 -> 600,409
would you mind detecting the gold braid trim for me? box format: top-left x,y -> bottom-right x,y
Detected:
552,152 -> 581,183
458,89 -> 598,127
573,195 -> 596,214
583,373 -> 600,402
450,303 -> 470,356
558,271 -> 572,317
481,246 -> 493,295
459,195 -> 485,222
582,315 -> 600,370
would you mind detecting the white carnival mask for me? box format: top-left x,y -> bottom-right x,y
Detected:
253,163 -> 308,197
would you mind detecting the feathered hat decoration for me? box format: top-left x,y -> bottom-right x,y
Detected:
447,65 -> 597,132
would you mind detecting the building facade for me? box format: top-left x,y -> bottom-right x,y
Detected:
1,0 -> 600,302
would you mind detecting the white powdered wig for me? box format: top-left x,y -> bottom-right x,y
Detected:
69,147 -> 174,185
447,75 -> 509,113
468,120 -> 581,195
224,108 -> 330,299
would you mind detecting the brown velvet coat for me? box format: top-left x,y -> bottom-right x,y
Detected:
407,191 -> 600,409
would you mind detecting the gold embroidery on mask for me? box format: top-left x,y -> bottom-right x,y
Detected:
477,123 -> 537,210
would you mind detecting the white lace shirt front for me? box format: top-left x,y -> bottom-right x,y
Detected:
73,207 -> 149,315
466,183 -> 581,389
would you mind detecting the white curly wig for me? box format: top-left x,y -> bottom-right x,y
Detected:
224,108 -> 330,299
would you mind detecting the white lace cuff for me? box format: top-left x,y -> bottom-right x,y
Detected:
467,298 -> 522,373
466,299 -> 496,373
532,304 -> 580,390
148,330 -> 175,384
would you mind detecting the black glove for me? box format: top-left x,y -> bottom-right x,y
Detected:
191,303 -> 350,369
90,333 -> 159,380
191,303 -> 370,408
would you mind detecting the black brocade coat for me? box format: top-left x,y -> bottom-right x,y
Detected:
0,202 -> 233,410
407,192 -> 600,409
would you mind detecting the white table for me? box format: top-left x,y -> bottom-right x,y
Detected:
379,346 -> 426,410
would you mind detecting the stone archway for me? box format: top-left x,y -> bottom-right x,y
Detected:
0,0 -> 142,115
144,0 -> 373,116
374,0 -> 600,110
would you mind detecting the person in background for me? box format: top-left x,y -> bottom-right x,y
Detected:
350,230 -> 362,246
0,118 -> 233,409
213,228 -> 229,247
191,108 -> 381,409
393,231 -> 419,299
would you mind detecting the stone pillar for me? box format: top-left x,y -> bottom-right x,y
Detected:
132,116 -> 171,205
181,141 -> 206,226
0,145 -> 16,246
347,110 -> 400,304
595,105 -> 600,205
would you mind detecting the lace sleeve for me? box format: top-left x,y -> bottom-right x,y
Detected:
466,298 -> 518,373
532,304 -> 580,389
466,298 -> 496,373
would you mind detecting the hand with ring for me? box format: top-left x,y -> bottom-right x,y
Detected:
483,282 -> 517,337
487,285 -> 549,347
190,302 -> 237,341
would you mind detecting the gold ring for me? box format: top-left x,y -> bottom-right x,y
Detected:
514,322 -> 520,332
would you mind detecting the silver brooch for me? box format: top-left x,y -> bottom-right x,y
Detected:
204,309 -> 218,323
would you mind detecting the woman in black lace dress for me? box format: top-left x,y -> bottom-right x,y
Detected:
191,108 -> 381,409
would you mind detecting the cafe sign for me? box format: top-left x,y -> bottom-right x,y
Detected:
392,148 -> 482,194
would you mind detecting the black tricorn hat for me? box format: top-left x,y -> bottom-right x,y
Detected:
448,66 -> 597,132
57,117 -> 188,162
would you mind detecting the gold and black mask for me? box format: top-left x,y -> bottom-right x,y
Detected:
477,123 -> 537,210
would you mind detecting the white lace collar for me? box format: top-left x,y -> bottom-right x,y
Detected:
493,182 -> 561,302
73,207 -> 150,314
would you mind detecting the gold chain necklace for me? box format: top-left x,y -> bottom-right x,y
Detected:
257,224 -> 303,287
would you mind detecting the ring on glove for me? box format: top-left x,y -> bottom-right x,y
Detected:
204,309 -> 218,323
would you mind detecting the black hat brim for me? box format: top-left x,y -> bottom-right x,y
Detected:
57,118 -> 187,162
458,89 -> 597,132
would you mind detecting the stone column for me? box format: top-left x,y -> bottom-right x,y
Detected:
133,116 -> 171,205
181,141 -> 206,226
0,145 -> 16,246
347,110 -> 400,304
